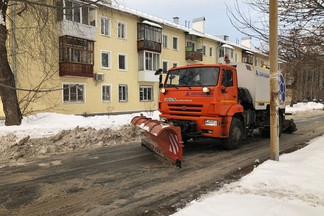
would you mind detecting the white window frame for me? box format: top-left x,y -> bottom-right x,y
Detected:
163,34 -> 169,49
101,50 -> 111,69
62,83 -> 86,103
102,84 -> 112,102
117,20 -> 127,39
141,51 -> 160,71
100,16 -> 111,37
162,60 -> 169,73
172,36 -> 179,50
64,1 -> 97,27
118,84 -> 128,102
118,53 -> 127,71
202,44 -> 207,56
140,86 -> 154,102
172,61 -> 179,68
255,57 -> 258,66
209,46 -> 214,57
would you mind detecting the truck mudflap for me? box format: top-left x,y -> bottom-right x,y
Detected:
131,115 -> 183,167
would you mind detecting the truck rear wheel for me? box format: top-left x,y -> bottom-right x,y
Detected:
222,118 -> 243,150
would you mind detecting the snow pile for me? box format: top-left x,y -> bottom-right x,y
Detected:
0,111 -> 159,162
172,135 -> 324,216
286,102 -> 323,113
0,111 -> 160,140
0,125 -> 144,161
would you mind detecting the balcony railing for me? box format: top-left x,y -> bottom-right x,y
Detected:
137,40 -> 161,53
59,62 -> 94,78
186,50 -> 203,61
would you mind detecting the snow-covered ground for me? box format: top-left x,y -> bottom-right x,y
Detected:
172,134 -> 324,216
0,111 -> 160,140
286,101 -> 324,113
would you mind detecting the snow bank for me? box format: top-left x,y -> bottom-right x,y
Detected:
286,102 -> 323,113
172,135 -> 324,216
0,111 -> 160,140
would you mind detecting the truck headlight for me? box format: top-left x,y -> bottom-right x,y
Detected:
161,88 -> 166,93
203,87 -> 210,93
205,120 -> 218,126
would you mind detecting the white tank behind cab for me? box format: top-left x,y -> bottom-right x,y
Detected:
229,62 -> 286,111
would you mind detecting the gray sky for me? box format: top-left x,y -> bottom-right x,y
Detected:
117,0 -> 257,47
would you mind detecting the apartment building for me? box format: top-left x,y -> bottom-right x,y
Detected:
0,1 -> 269,117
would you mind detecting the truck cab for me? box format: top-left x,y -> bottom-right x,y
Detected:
159,64 -> 243,143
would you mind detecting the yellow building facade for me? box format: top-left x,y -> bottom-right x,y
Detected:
0,1 -> 269,117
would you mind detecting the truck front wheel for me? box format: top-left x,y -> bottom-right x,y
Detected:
222,118 -> 243,150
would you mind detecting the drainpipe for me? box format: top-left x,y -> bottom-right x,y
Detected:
12,1 -> 17,87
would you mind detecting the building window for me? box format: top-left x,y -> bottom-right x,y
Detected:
261,60 -> 265,67
255,58 -> 258,66
235,53 -> 238,62
163,34 -> 169,48
202,44 -> 207,56
219,48 -> 225,57
173,36 -> 179,50
59,36 -> 94,64
173,62 -> 178,68
162,60 -> 169,73
63,83 -> 85,103
119,84 -> 128,102
118,54 -> 127,71
210,46 -> 214,57
186,40 -> 196,51
100,17 -> 111,36
102,84 -> 111,102
138,51 -> 160,71
64,1 -> 96,26
118,21 -> 127,39
140,86 -> 153,101
242,52 -> 253,65
101,50 -> 111,69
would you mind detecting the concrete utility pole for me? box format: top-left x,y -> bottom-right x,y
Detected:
269,0 -> 279,161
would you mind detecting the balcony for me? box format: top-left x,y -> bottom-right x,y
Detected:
137,40 -> 161,53
59,62 -> 94,78
186,49 -> 203,61
138,70 -> 159,82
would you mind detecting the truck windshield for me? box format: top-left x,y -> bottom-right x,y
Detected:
164,66 -> 220,88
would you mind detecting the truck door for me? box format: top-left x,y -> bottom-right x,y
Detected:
219,69 -> 238,116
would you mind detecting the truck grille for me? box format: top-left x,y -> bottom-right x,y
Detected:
168,104 -> 203,115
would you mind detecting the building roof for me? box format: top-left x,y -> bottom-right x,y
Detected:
98,1 -> 267,57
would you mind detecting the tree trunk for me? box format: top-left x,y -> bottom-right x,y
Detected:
0,1 -> 22,125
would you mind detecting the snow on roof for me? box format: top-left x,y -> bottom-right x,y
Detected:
142,20 -> 162,29
98,2 -> 268,57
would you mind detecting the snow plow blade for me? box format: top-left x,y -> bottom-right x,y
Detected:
131,115 -> 183,167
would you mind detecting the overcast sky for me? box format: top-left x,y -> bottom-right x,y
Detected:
117,0 -> 259,47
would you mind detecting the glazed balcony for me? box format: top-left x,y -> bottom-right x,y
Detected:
137,40 -> 161,53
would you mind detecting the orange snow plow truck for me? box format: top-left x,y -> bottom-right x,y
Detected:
131,62 -> 296,167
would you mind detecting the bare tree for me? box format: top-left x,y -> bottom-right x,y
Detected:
227,0 -> 324,103
0,0 -> 22,125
